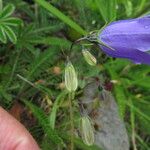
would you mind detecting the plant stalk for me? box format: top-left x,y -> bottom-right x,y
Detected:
69,92 -> 74,150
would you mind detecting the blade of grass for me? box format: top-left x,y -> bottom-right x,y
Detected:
137,0 -> 146,13
126,101 -> 150,122
95,0 -> 117,22
104,63 -> 127,119
130,99 -> 137,150
23,99 -> 65,146
34,0 -> 87,35
0,0 -> 2,12
31,37 -> 71,47
49,90 -> 67,129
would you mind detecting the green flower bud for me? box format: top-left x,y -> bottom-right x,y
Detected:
82,49 -> 97,66
80,116 -> 95,146
65,62 -> 78,92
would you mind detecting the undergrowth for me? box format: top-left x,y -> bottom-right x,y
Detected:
0,0 -> 150,149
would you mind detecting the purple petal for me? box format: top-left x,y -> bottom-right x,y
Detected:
99,45 -> 150,65
99,16 -> 150,52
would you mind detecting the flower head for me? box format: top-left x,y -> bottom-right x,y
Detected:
98,16 -> 150,65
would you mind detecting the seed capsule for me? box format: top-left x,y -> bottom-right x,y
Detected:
80,116 -> 95,146
82,49 -> 97,66
65,62 -> 78,92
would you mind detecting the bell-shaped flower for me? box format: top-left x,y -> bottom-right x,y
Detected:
98,16 -> 150,65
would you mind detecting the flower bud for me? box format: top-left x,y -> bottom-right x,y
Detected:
65,62 -> 78,92
80,116 -> 94,146
82,49 -> 97,66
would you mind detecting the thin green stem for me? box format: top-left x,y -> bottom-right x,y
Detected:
69,92 -> 74,150
130,99 -> 137,150
0,0 -> 2,12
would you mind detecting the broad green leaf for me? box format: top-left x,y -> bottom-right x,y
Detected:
0,4 -> 15,18
0,25 -> 6,43
3,25 -> 17,43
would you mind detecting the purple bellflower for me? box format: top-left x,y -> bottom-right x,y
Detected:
98,16 -> 150,65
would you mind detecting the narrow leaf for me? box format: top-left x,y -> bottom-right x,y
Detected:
49,91 -> 67,129
0,4 -> 15,18
3,25 -> 17,44
0,25 -> 6,43
23,100 -> 64,145
34,0 -> 87,35
3,17 -> 22,26
95,0 -> 117,22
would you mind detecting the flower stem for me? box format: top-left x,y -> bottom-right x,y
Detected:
69,92 -> 74,150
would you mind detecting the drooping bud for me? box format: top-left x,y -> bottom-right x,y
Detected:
82,49 -> 97,66
65,62 -> 78,92
80,116 -> 95,146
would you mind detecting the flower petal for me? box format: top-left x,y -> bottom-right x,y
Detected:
99,45 -> 150,65
99,16 -> 150,52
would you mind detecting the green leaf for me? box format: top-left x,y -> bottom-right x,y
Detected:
137,0 -> 147,13
104,62 -> 127,118
2,25 -> 17,44
0,4 -> 15,18
124,0 -> 133,17
34,0 -> 87,35
31,37 -> 71,47
0,0 -> 2,12
49,91 -> 67,129
135,100 -> 150,134
23,100 -> 64,146
0,25 -> 6,43
0,86 -> 12,102
3,17 -> 22,26
126,101 -> 150,122
61,133 -> 102,150
114,84 -> 127,118
95,0 -> 117,22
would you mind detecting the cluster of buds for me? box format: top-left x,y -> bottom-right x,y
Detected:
64,43 -> 97,146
